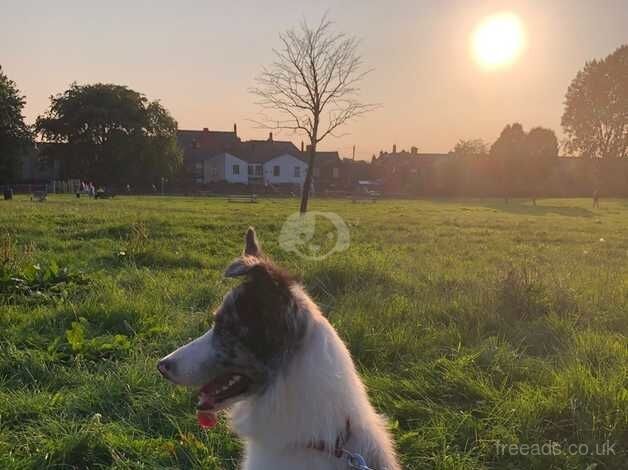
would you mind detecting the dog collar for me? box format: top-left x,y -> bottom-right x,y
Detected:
305,417 -> 352,457
302,419 -> 374,469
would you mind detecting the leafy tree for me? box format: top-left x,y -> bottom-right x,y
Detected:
490,123 -> 527,201
525,127 -> 559,204
490,123 -> 559,203
562,44 -> 628,159
36,83 -> 182,185
0,66 -> 32,184
451,139 -> 489,158
454,139 -> 488,158
251,15 -> 377,213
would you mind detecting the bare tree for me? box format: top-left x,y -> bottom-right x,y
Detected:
251,15 -> 377,213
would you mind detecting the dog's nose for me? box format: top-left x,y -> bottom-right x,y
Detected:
157,358 -> 174,378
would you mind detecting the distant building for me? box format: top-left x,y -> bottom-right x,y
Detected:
309,148 -> 342,190
176,127 -> 341,190
341,158 -> 371,189
177,126 -> 241,184
370,145 -> 450,193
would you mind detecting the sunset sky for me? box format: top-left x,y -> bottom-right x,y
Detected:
2,0 -> 627,159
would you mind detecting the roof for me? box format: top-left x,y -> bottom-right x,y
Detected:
232,140 -> 306,164
177,128 -> 340,165
374,151 -> 450,165
177,129 -> 239,147
314,151 -> 341,165
177,129 -> 240,163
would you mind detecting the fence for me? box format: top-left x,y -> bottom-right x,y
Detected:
0,183 -> 49,195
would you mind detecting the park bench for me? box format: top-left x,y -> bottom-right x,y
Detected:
227,194 -> 258,203
31,190 -> 47,202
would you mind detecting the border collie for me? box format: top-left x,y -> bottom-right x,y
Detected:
158,228 -> 400,470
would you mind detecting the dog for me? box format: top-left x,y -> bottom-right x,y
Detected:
158,228 -> 401,470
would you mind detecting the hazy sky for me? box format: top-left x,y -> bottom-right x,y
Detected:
2,0 -> 627,159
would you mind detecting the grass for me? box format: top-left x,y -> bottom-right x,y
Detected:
0,195 -> 626,469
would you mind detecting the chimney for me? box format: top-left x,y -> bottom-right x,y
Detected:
268,132 -> 273,141
301,141 -> 304,152
379,150 -> 384,157
411,146 -> 418,155
202,127 -> 209,132
392,144 -> 397,153
233,123 -> 237,136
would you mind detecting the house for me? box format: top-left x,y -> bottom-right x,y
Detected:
177,126 -> 241,184
370,145 -> 450,194
341,158 -> 372,189
239,135 -> 308,187
310,149 -> 342,190
202,152 -> 249,184
177,128 -> 308,188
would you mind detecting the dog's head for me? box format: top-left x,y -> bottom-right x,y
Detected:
158,227 -> 305,428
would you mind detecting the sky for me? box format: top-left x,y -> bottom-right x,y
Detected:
2,0 -> 627,160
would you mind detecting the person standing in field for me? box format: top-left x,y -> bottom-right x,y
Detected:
593,189 -> 600,208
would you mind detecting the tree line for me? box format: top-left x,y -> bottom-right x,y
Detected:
447,123 -> 558,203
0,77 -> 182,187
1,43 -> 626,192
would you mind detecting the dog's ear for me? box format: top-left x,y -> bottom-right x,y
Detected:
244,227 -> 261,257
225,255 -> 261,278
225,228 -> 264,278
225,257 -> 292,297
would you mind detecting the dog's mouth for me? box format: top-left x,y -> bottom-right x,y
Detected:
196,373 -> 251,428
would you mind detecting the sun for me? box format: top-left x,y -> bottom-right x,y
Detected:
472,13 -> 525,69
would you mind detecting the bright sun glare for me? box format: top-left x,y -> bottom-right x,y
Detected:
472,13 -> 525,69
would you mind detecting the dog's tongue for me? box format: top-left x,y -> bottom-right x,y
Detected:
197,388 -> 217,429
197,409 -> 217,429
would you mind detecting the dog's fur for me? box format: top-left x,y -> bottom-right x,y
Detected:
159,228 -> 400,469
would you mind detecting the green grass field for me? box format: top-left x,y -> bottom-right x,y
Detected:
1,195 -> 626,469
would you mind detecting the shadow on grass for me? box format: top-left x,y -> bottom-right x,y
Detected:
97,251 -> 206,270
476,200 -> 594,218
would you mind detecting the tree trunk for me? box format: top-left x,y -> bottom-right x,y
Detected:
299,141 -> 317,214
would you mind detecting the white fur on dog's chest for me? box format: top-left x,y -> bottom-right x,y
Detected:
242,444 -> 348,470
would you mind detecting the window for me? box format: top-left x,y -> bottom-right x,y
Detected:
332,167 -> 339,178
194,162 -> 204,180
273,165 -> 280,177
210,166 -> 218,177
232,164 -> 240,175
294,166 -> 301,178
248,164 -> 263,177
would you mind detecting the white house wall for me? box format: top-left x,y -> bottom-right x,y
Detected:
202,153 -> 248,184
203,154 -> 225,183
224,154 -> 248,184
263,154 -> 308,185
